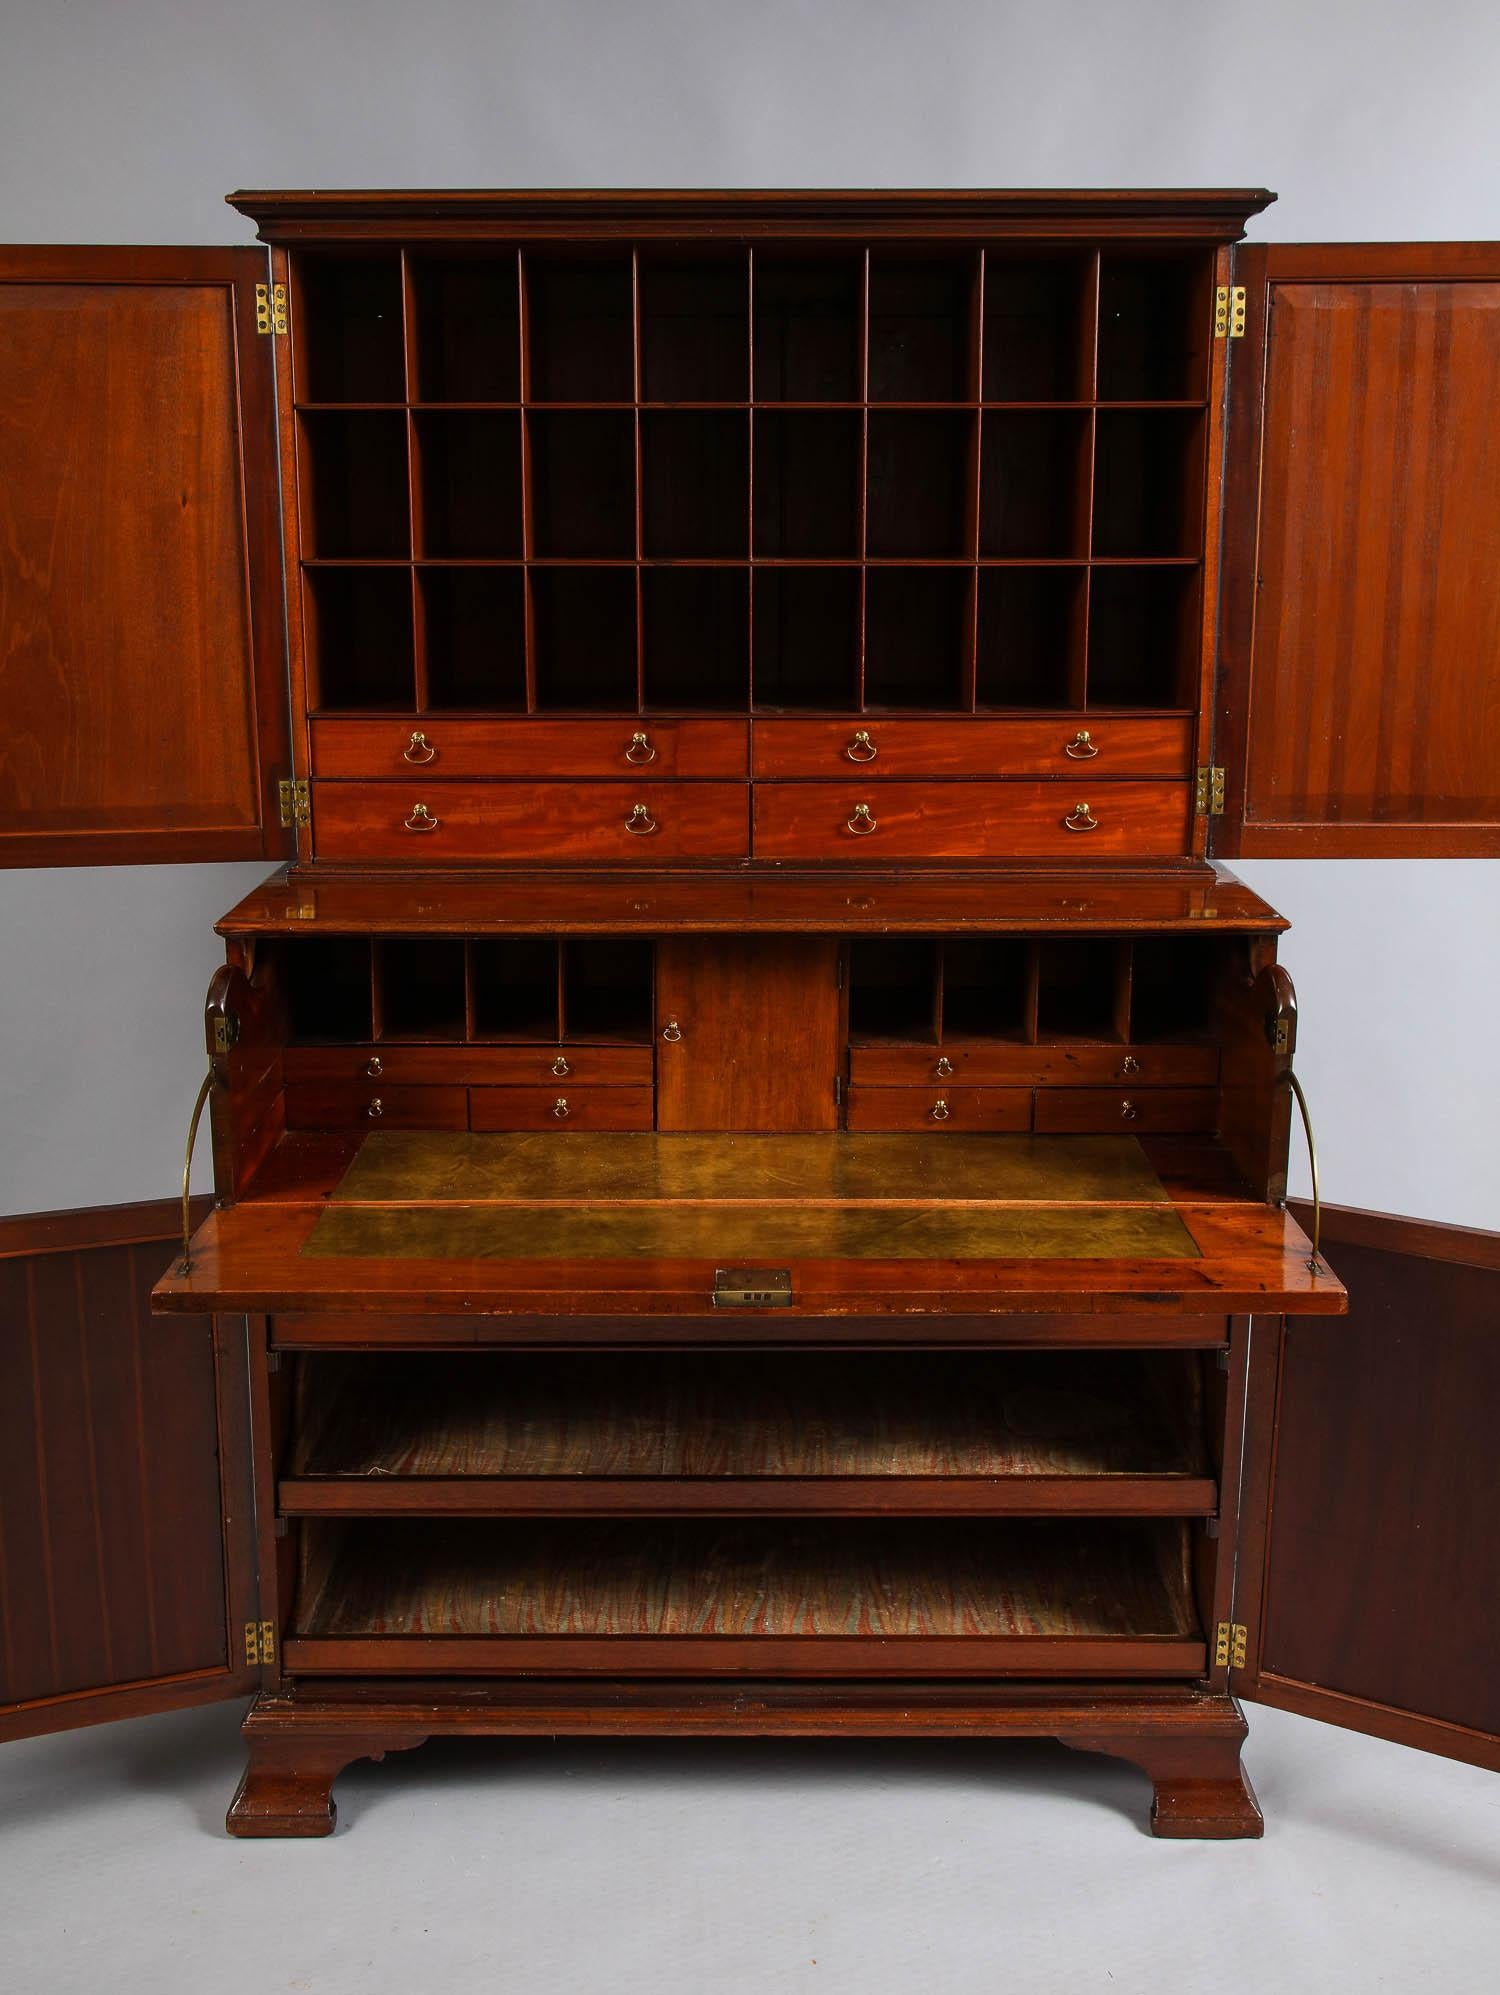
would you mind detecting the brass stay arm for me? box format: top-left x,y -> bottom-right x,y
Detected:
179,1066 -> 216,1274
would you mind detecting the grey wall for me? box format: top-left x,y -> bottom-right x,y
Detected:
2,0 -> 1497,1223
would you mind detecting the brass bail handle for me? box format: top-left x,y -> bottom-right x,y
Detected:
1281,1069 -> 1324,1274
178,1066 -> 217,1273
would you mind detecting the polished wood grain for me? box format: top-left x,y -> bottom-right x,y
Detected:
849,1042 -> 1218,1086
1034,1088 -> 1218,1134
656,937 -> 841,1130
0,1205 -> 257,1743
845,1086 -> 1032,1132
0,247 -> 290,867
752,715 -> 1193,779
284,1044 -> 651,1086
313,780 -> 749,861
753,781 -> 1192,858
1218,245 -> 1500,856
285,1083 -> 469,1132
312,716 -> 748,780
470,1085 -> 654,1131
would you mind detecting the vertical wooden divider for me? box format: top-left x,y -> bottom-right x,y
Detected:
516,248 -> 538,712
630,248 -> 646,715
745,246 -> 757,714
962,248 -> 985,711
554,940 -> 568,1044
462,941 -> 478,1043
399,251 -> 428,713
368,940 -> 385,1044
932,941 -> 947,1046
1021,941 -> 1041,1044
855,249 -> 871,712
1075,250 -> 1103,711
1113,941 -> 1135,1043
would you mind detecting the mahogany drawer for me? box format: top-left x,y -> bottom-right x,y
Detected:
470,1085 -> 655,1131
1033,1087 -> 1219,1134
848,1043 -> 1220,1087
844,1086 -> 1033,1132
283,1045 -> 653,1086
752,716 -> 1194,780
311,717 -> 748,781
314,781 -> 748,862
283,1083 -> 468,1132
753,782 -> 1191,859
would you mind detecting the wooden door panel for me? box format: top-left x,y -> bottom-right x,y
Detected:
655,937 -> 842,1131
0,247 -> 290,866
1237,1206 -> 1500,1772
0,1200 -> 258,1743
1218,244 -> 1500,855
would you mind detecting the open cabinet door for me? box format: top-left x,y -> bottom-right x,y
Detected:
1234,1206 -> 1500,1774
0,246 -> 292,866
0,1200 -> 261,1744
1216,244 -> 1500,855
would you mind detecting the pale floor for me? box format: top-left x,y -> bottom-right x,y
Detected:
2,1700 -> 1497,1994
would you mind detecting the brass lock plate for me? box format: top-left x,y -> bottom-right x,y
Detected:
713,1267 -> 793,1308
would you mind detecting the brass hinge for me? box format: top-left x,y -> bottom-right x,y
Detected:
1214,285 -> 1247,339
1194,766 -> 1226,817
243,1619 -> 276,1666
255,280 -> 288,336
1214,1620 -> 1248,1670
278,777 -> 311,828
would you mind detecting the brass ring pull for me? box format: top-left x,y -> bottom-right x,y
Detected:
552,1097 -> 570,1119
1062,802 -> 1098,832
403,729 -> 436,764
625,731 -> 657,765
404,803 -> 440,833
1120,1098 -> 1138,1120
1119,1054 -> 1140,1077
551,1055 -> 571,1077
935,1056 -> 954,1078
626,803 -> 657,835
367,1097 -> 384,1118
845,729 -> 878,763
365,1056 -> 383,1079
1064,729 -> 1098,760
847,803 -> 878,835
930,1098 -> 950,1121
661,1019 -> 682,1043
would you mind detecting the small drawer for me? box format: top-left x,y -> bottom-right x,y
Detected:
753,781 -> 1191,860
284,1083 -> 468,1132
311,717 -> 749,781
283,1045 -> 653,1086
1033,1088 -> 1219,1134
845,1086 -> 1033,1133
848,1043 -> 1220,1087
752,716 -> 1193,780
470,1085 -> 655,1131
314,781 -> 748,862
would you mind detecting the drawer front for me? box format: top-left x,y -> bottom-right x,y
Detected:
283,1045 -> 653,1086
315,782 -> 748,862
470,1085 -> 655,1131
849,1043 -> 1220,1087
284,1083 -> 468,1132
752,716 -> 1194,780
1033,1087 -> 1219,1134
753,782 -> 1191,859
845,1086 -> 1033,1132
312,718 -> 748,781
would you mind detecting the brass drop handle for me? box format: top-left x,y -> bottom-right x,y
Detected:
661,1018 -> 683,1043
403,729 -> 436,764
1120,1098 -> 1138,1120
847,803 -> 878,836
625,731 -> 657,765
935,1056 -> 954,1078
1064,729 -> 1098,760
552,1097 -> 570,1119
930,1098 -> 951,1121
1062,802 -> 1098,832
551,1055 -> 571,1078
404,803 -> 440,833
626,803 -> 657,835
1119,1054 -> 1140,1077
368,1097 -> 385,1119
365,1056 -> 383,1079
845,729 -> 878,763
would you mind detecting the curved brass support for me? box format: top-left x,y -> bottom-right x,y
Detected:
179,1066 -> 216,1274
1281,1069 -> 1322,1274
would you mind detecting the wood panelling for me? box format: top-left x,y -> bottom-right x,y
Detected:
1219,246 -> 1500,856
1239,1213 -> 1500,1771
753,781 -> 1192,859
0,1205 -> 256,1741
313,780 -> 749,862
312,717 -> 748,781
751,716 -> 1193,780
0,247 -> 290,867
655,937 -> 841,1130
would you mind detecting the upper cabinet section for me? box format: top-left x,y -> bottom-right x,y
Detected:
1217,244 -> 1500,857
0,247 -> 291,867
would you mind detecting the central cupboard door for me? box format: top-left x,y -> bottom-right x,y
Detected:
655,938 -> 842,1131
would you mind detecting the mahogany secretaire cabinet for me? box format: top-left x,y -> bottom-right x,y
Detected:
1,190 -> 1498,1839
